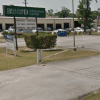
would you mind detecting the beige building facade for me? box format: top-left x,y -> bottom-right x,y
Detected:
0,17 -> 83,31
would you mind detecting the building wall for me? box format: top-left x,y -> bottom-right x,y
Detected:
0,17 -> 82,30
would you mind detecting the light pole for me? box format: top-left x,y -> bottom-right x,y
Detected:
72,0 -> 76,51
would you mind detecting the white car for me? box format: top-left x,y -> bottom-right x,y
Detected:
32,27 -> 43,33
98,29 -> 100,33
75,28 -> 84,33
8,26 -> 15,33
91,28 -> 97,32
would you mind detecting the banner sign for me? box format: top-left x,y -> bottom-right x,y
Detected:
16,19 -> 36,29
3,5 -> 45,18
5,35 -> 16,56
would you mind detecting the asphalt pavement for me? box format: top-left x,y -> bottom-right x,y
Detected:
1,55 -> 100,100
1,35 -> 100,51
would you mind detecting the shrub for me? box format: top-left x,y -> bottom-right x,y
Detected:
74,31 -> 77,35
23,33 -> 57,49
78,32 -> 83,35
2,31 -> 8,36
67,32 -> 70,35
88,30 -> 92,35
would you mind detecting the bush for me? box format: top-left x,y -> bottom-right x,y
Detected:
78,32 -> 83,35
67,32 -> 70,35
88,30 -> 92,35
74,31 -> 77,35
23,33 -> 57,49
2,32 -> 23,38
2,31 -> 8,36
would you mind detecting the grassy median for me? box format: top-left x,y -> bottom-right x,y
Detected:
0,47 -> 100,71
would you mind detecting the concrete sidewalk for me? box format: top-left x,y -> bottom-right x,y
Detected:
1,55 -> 100,100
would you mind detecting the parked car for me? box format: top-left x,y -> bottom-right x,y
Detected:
75,28 -> 84,33
98,29 -> 100,33
91,28 -> 97,32
32,27 -> 44,33
47,27 -> 52,31
8,26 -> 15,33
64,28 -> 71,32
86,29 -> 92,32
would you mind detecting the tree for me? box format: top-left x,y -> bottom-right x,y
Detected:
69,13 -> 77,18
47,9 -> 54,16
91,11 -> 100,20
54,6 -> 70,18
76,0 -> 93,29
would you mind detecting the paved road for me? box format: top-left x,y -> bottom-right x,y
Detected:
1,55 -> 100,100
0,35 -> 100,51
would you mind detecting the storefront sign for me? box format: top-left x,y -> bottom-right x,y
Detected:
3,5 -> 45,17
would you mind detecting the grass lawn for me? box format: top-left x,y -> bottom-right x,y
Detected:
0,36 -> 4,39
0,47 -> 100,71
82,90 -> 100,100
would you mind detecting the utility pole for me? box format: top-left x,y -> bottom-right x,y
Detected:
72,0 -> 76,51
22,0 -> 28,7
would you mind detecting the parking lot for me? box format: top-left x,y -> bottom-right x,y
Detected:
1,35 -> 100,51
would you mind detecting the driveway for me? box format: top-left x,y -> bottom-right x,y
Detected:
1,55 -> 100,100
1,35 -> 100,100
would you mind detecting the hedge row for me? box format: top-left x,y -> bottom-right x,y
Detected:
23,33 -> 57,49
2,32 -> 23,38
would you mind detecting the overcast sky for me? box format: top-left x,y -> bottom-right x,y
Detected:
0,0 -> 100,14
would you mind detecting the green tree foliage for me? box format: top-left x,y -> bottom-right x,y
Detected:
69,13 -> 77,18
54,6 -> 70,18
77,0 -> 93,28
91,11 -> 100,20
47,9 -> 54,16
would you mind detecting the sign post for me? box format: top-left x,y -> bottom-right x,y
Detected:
5,35 -> 16,56
14,17 -> 18,50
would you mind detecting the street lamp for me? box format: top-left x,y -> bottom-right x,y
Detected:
72,0 -> 76,51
